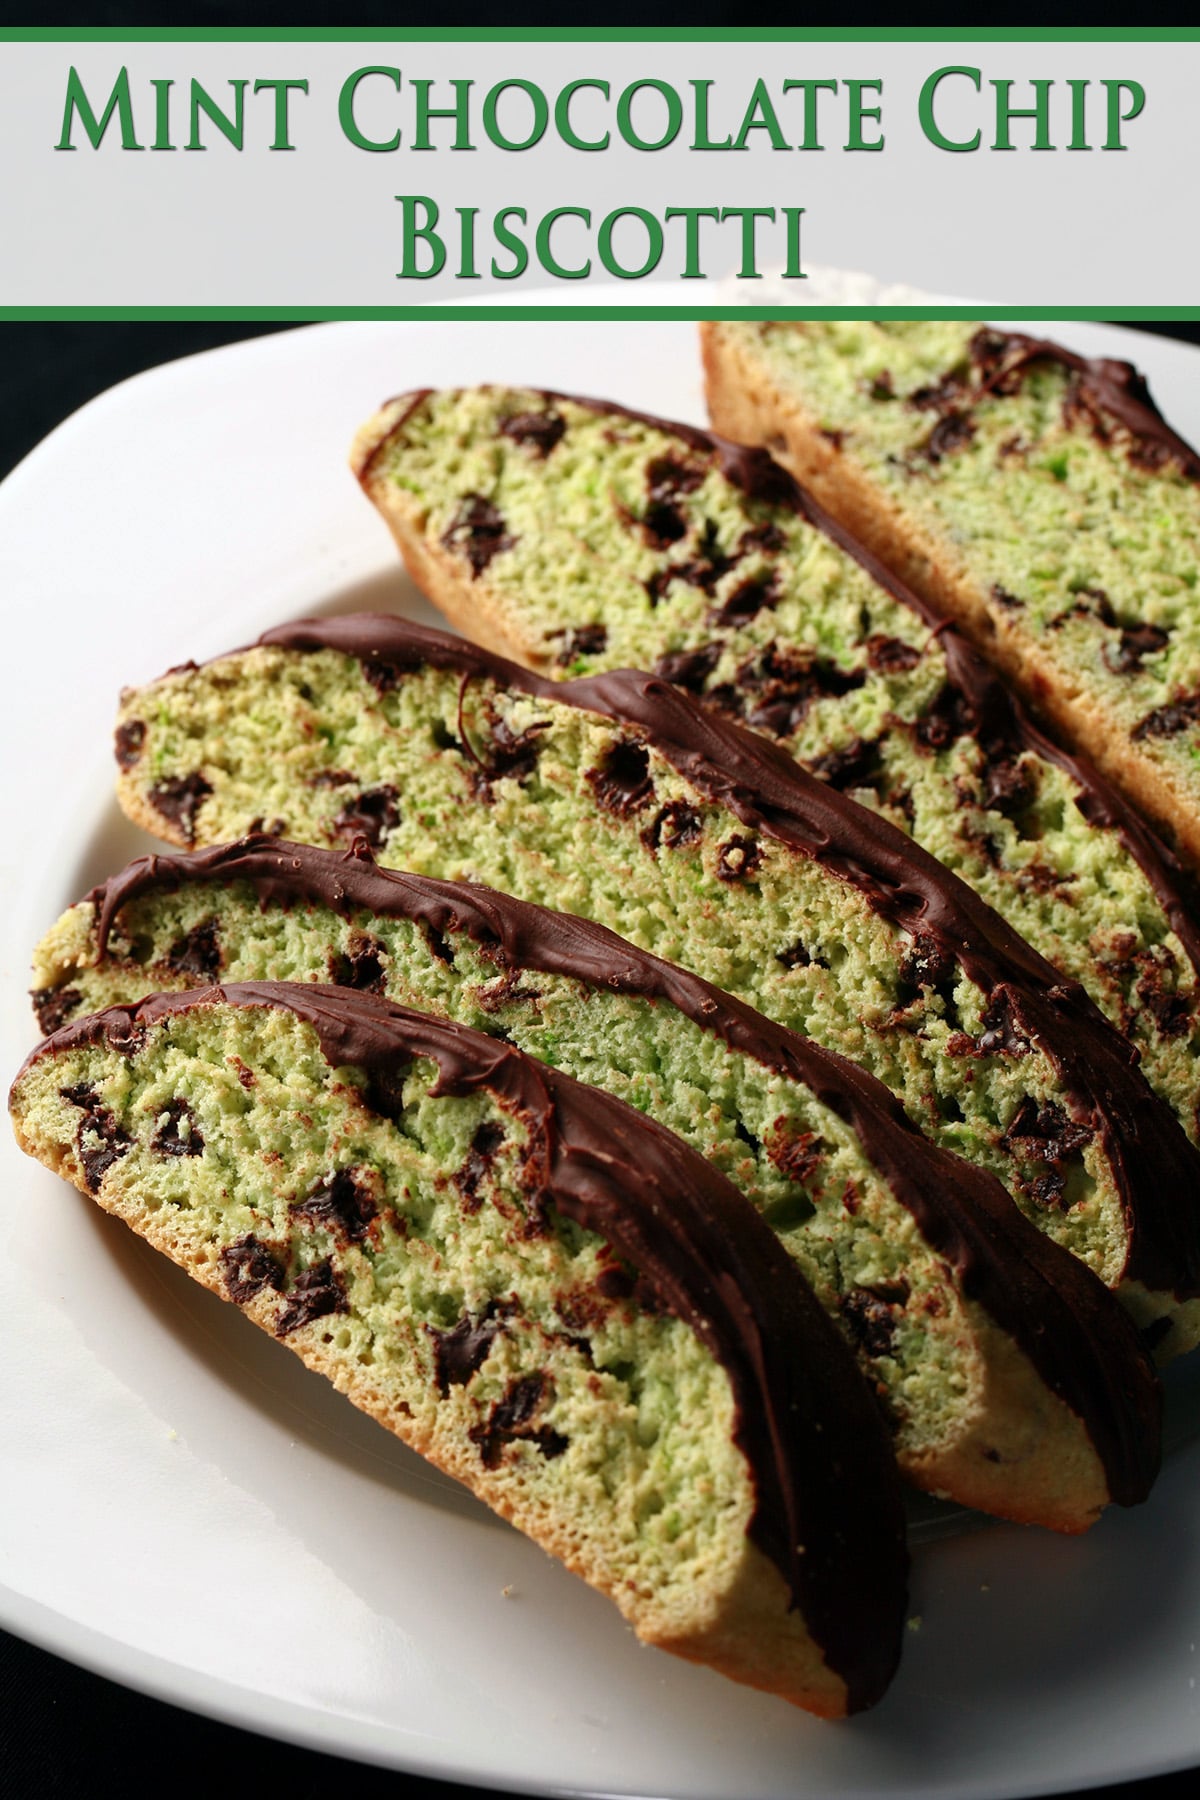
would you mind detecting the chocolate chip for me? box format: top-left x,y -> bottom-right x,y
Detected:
60,1083 -> 133,1193
246,817 -> 288,838
152,1098 -> 204,1158
500,409 -> 566,456
709,571 -> 779,628
308,769 -> 357,788
442,494 -> 515,576
334,786 -> 401,849
641,800 -> 704,852
1003,1096 -> 1093,1197
644,520 -> 738,605
114,720 -> 146,769
290,1167 -> 377,1243
456,1120 -> 507,1213
1140,1315 -> 1174,1355
922,413 -> 976,463
767,1125 -> 826,1186
148,773 -> 213,845
867,370 -> 895,401
428,1298 -> 516,1395
553,624 -> 608,667
981,752 -> 1037,817
586,739 -> 654,816
866,634 -> 922,674
1110,623 -> 1170,675
729,644 -> 866,742
421,920 -> 455,965
462,709 -> 548,796
908,372 -> 967,413
167,919 -> 222,978
275,1260 -> 347,1336
220,1234 -> 286,1304
776,939 -> 824,970
991,584 -> 1024,611
1133,696 -> 1200,742
898,931 -> 957,999
329,933 -> 387,993
362,1060 -> 413,1123
839,1287 -> 900,1359
808,736 -> 881,792
31,987 -> 83,1036
652,643 -> 722,692
469,1372 -> 568,1469
716,836 -> 762,882
914,684 -> 976,751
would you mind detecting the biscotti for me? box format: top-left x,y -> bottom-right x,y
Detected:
701,321 -> 1200,875
10,980 -> 910,1716
110,614 -> 1200,1352
353,385 -> 1200,1162
31,838 -> 1164,1526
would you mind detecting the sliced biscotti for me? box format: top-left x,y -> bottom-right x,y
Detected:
111,615 -> 1200,1353
10,980 -> 909,1717
32,839 -> 1164,1526
701,321 -> 1200,875
354,385 -> 1200,1160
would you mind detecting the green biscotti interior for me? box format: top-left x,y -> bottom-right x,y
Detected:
362,387 -> 1200,1151
709,321 -> 1200,844
12,998 -> 763,1647
35,872 -> 991,1476
114,645 -> 1139,1302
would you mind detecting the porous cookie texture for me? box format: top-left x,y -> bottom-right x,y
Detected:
110,616 -> 1200,1352
9,982 -> 909,1717
700,321 -> 1200,877
33,840 -> 1164,1526
353,385 -> 1200,1163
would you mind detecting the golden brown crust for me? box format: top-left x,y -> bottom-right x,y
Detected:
700,322 -> 1200,874
352,400 -> 555,672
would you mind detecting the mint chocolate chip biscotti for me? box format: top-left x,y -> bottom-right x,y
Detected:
700,321 -> 1200,875
109,615 -> 1200,1356
10,981 -> 908,1717
352,385 -> 1200,1166
31,838 -> 1163,1529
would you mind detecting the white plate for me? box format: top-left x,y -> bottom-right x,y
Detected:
3,314 -> 1200,1800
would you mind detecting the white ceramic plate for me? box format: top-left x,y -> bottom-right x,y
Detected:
3,314 -> 1200,1800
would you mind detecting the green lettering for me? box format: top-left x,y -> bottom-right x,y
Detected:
338,66 -> 402,152
919,65 -> 981,153
845,79 -> 884,151
664,206 -> 720,278
396,194 -> 446,278
412,79 -> 474,152
253,78 -> 307,151
483,81 -> 548,152
598,207 -> 663,279
555,79 -> 609,151
56,64 -> 142,151
535,207 -> 592,279
1104,79 -> 1145,150
186,79 -> 247,152
720,205 -> 774,279
492,206 -> 529,278
782,78 -> 838,151
616,79 -> 682,152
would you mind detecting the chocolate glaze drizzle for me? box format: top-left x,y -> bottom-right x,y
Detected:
18,980 -> 908,1713
84,835 -> 1162,1506
253,613 -> 1200,1305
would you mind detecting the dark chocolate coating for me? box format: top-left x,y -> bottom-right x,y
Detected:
17,980 -> 909,1713
253,613 -> 1200,1306
84,836 -> 1162,1507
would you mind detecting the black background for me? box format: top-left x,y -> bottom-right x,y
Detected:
3,319 -> 1200,1799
